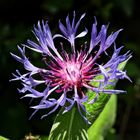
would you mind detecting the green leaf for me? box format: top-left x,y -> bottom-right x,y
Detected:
48,105 -> 88,140
86,57 -> 131,139
84,57 -> 131,124
84,80 -> 111,124
0,136 -> 9,140
88,94 -> 117,140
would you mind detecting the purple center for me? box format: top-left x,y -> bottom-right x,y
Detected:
40,51 -> 96,99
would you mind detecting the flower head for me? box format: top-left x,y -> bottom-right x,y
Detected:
11,12 -> 131,123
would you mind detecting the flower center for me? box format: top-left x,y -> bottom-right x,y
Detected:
41,52 -> 95,92
63,61 -> 82,86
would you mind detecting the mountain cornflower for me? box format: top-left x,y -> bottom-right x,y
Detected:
11,12 -> 131,123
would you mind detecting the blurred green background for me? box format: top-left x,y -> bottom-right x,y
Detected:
0,0 -> 139,139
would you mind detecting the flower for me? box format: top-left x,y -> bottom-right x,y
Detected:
11,12 -> 131,123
